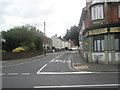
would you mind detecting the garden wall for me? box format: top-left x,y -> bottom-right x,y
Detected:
2,50 -> 44,60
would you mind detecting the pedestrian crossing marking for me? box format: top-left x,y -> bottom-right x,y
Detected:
50,59 -> 69,63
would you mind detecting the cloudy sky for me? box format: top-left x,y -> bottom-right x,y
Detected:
0,0 -> 86,37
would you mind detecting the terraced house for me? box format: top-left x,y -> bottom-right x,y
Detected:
79,0 -> 120,64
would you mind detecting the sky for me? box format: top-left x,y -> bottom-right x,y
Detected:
0,0 -> 86,38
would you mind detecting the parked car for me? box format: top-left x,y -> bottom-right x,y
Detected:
69,47 -> 77,51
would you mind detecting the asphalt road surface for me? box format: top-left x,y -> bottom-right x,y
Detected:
1,51 -> 119,88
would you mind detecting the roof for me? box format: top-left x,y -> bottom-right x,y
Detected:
106,0 -> 120,2
91,0 -> 120,5
91,0 -> 104,5
78,7 -> 87,29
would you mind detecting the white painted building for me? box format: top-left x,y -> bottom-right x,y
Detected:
64,41 -> 71,49
51,35 -> 71,50
51,36 -> 62,49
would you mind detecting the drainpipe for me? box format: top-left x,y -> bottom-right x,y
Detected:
107,26 -> 111,64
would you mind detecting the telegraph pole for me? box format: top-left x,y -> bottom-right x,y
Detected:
44,21 -> 46,36
43,21 -> 46,56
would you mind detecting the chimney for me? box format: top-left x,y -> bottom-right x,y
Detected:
86,0 -> 93,5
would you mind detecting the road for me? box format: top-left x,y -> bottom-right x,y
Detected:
1,51 -> 119,88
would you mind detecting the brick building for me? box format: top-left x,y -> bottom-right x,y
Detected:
79,0 -> 120,64
36,30 -> 52,50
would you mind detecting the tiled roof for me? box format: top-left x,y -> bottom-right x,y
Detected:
91,0 -> 104,5
91,0 -> 120,5
106,0 -> 120,2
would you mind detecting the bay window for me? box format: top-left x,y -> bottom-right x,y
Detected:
91,5 -> 104,20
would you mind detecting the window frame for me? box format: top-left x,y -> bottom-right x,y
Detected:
93,35 -> 104,52
115,34 -> 120,51
118,5 -> 120,18
91,4 -> 104,20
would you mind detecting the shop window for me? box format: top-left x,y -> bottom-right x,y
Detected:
115,34 -> 120,51
91,5 -> 104,20
93,35 -> 104,52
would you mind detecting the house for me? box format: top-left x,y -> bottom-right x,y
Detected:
51,35 -> 62,50
37,30 -> 52,50
78,0 -> 120,64
51,35 -> 71,50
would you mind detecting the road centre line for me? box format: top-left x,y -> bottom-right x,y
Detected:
34,84 -> 120,88
0,73 -> 5,75
56,56 -> 59,58
50,59 -> 55,62
8,73 -> 18,75
0,73 -> 31,76
37,64 -> 47,74
55,53 -> 64,59
21,73 -> 30,75
0,66 -> 4,68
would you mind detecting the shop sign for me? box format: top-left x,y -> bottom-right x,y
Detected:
110,27 -> 120,32
84,27 -> 120,37
89,28 -> 107,35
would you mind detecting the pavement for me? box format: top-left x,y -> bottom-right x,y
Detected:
71,51 -> 120,72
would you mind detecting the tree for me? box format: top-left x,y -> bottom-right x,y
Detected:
2,26 -> 43,52
63,25 -> 79,46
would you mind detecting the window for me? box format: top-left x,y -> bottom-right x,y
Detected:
115,34 -> 120,51
93,35 -> 104,52
118,5 -> 120,18
91,5 -> 104,20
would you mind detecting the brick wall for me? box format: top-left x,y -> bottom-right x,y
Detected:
2,50 -> 43,60
107,3 -> 120,24
85,3 -> 120,29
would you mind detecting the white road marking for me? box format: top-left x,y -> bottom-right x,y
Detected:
34,84 -> 120,88
62,60 -> 65,62
56,56 -> 59,58
0,66 -> 4,68
0,73 -> 5,75
16,63 -> 25,66
8,73 -> 18,75
21,73 -> 30,75
55,60 -> 59,62
37,71 -> 93,75
50,59 -> 55,62
37,64 -> 47,74
68,54 -> 75,71
50,59 -> 69,63
60,60 -> 63,62
66,61 -> 69,63
1,73 -> 31,76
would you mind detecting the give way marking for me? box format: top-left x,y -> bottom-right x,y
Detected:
36,64 -> 93,75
